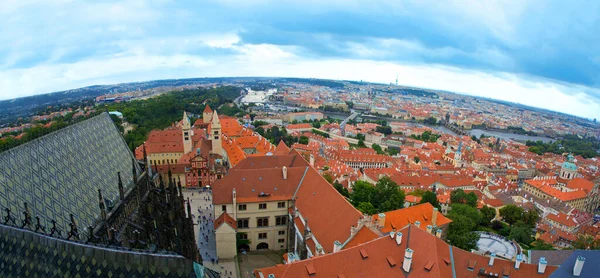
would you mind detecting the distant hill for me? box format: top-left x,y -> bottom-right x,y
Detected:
0,77 -> 233,125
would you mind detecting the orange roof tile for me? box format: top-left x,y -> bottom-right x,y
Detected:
214,211 -> 237,230
373,203 -> 452,233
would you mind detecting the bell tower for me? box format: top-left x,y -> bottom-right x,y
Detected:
211,110 -> 222,155
182,111 -> 192,154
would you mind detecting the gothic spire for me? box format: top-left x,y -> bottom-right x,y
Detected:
186,198 -> 192,219
118,172 -> 124,200
98,189 -> 106,220
132,158 -> 138,184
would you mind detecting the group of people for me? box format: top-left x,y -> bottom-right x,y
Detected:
193,191 -> 236,277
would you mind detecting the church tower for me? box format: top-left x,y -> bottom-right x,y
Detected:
560,153 -> 578,180
454,141 -> 463,167
211,110 -> 223,155
182,111 -> 192,154
203,105 -> 213,124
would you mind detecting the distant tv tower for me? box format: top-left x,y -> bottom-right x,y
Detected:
395,75 -> 398,86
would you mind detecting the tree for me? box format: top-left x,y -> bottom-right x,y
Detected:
357,202 -> 376,215
312,121 -> 321,128
372,143 -> 384,154
523,209 -> 539,228
530,239 -> 554,250
508,222 -> 533,245
322,172 -> 334,184
479,206 -> 496,226
573,235 -> 600,250
419,191 -> 441,210
299,136 -> 309,145
357,139 -> 366,148
349,177 -> 405,214
375,126 -> 392,135
333,181 -> 350,198
446,204 -> 482,250
447,215 -> 480,250
499,205 -> 525,226
450,189 -> 478,207
413,156 -> 420,164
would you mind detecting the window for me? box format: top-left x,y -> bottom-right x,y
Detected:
238,204 -> 247,211
259,203 -> 267,210
237,219 -> 249,229
258,233 -> 267,239
276,216 -> 287,226
184,131 -> 189,136
277,202 -> 285,208
239,233 -> 248,240
257,217 -> 269,227
222,205 -> 226,212
278,239 -> 285,243
278,230 -> 285,236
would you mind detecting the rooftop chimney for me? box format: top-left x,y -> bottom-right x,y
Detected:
573,256 -> 585,276
538,257 -> 547,274
403,248 -> 413,272
310,154 -> 315,167
426,225 -> 433,233
282,166 -> 288,180
396,232 -> 403,245
432,207 -> 438,226
415,221 -> 421,228
378,213 -> 386,228
333,240 -> 342,253
515,254 -> 523,269
435,229 -> 442,238
489,253 -> 496,266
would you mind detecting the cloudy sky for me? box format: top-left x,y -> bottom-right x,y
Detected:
1,0 -> 599,119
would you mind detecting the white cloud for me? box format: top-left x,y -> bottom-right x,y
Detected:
1,40 -> 598,119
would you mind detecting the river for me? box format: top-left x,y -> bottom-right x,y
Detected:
321,112 -> 554,143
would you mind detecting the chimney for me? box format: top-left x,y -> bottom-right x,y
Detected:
538,257 -> 547,274
310,154 -> 315,167
415,221 -> 421,228
489,253 -> 496,266
333,240 -> 342,253
282,166 -> 288,180
396,232 -> 403,245
378,213 -> 386,228
390,230 -> 395,239
432,207 -> 438,226
426,225 -> 433,233
515,254 -> 523,269
403,248 -> 413,272
435,229 -> 442,238
573,256 -> 585,276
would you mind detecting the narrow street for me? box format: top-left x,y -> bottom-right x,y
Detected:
183,189 -> 239,278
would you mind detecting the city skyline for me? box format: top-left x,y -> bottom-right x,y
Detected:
1,1 -> 599,119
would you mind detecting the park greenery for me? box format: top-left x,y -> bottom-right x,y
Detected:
410,131 -> 441,143
103,86 -> 243,149
255,126 -> 298,146
526,135 -> 600,158
348,177 -> 406,215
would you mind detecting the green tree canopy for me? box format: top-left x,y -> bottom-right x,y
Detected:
450,189 -> 478,207
479,206 -> 496,227
349,177 -> 405,214
419,191 -> 441,210
499,205 -> 525,226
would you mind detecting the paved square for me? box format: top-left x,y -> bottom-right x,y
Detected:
477,232 -> 517,260
183,189 -> 239,278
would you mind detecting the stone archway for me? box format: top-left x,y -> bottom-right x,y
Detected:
256,242 -> 269,250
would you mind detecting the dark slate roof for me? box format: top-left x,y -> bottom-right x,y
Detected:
529,250 -> 574,266
549,250 -> 600,278
0,223 -> 199,277
0,113 -> 139,231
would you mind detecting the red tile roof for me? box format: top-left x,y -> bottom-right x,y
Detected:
214,211 -> 237,230
256,224 -> 556,277
373,203 -> 452,233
